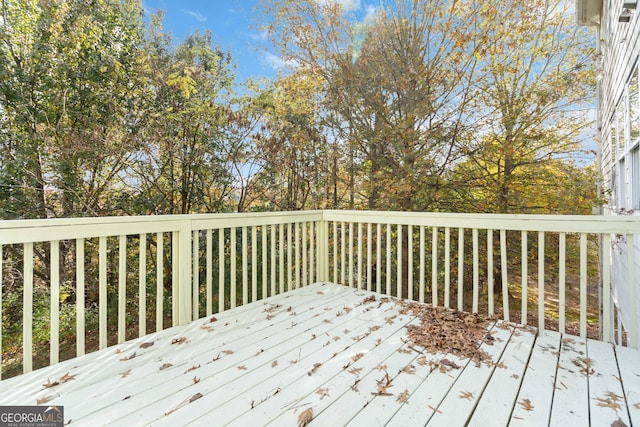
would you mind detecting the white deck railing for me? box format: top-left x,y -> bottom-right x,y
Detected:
0,210 -> 639,378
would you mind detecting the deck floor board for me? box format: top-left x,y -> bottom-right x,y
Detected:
0,282 -> 638,427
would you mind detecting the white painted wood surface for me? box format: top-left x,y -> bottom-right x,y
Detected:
0,283 -> 638,426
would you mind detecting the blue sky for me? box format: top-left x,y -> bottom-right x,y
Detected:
142,0 -> 273,84
142,0 -> 376,84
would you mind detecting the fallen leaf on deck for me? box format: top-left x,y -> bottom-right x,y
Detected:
185,365 -> 200,373
171,337 -> 188,345
139,342 -> 154,349
160,363 -> 173,370
518,398 -> 534,411
611,418 -> 628,427
43,379 -> 59,389
606,391 -> 622,401
308,363 -> 322,375
36,395 -> 53,404
634,402 -> 640,409
120,352 -> 136,361
428,405 -> 442,414
372,372 -> 394,396
120,369 -> 131,378
209,316 -> 217,322
397,389 -> 410,404
441,359 -> 461,369
401,365 -> 416,375
316,388 -> 330,400
459,391 -> 474,401
192,376 -> 200,384
417,356 -> 428,366
352,353 -> 364,362
222,350 -> 234,355
164,393 -> 203,416
298,407 -> 313,426
114,349 -> 122,354
348,367 -> 362,375
59,372 -> 76,383
271,360 -> 278,368
595,396 -> 621,411
237,365 -> 247,371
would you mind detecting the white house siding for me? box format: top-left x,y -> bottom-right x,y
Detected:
595,0 -> 640,343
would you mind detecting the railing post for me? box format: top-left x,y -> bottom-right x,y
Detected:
172,222 -> 192,326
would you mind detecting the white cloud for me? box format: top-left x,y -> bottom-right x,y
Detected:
363,5 -> 381,23
316,0 -> 361,13
182,10 -> 207,22
263,52 -> 299,70
249,29 -> 270,41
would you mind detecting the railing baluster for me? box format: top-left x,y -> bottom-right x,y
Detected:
559,232 -> 566,334
295,223 -> 301,289
602,233 -> 612,342
376,223 -> 382,294
408,225 -> 413,301
341,222 -> 346,286
262,226 -> 268,297
419,226 -> 425,303
206,229 -> 212,316
386,224 -> 392,296
579,233 -> 588,338
192,230 -> 199,319
287,223 -> 292,291
397,224 -> 402,298
230,227 -> 237,308
367,223 -> 372,291
279,224 -> 285,293
310,222 -> 315,283
627,233 -> 637,347
23,242 -> 33,374
0,244 -> 2,379
171,232 -> 179,325
357,222 -> 362,290
156,233 -> 163,332
251,226 -> 257,302
242,226 -> 248,304
458,228 -> 464,311
139,233 -> 147,336
218,229 -> 225,313
99,236 -> 108,349
349,222 -> 354,288
538,231 -> 545,331
521,231 -> 528,325
487,230 -> 494,316
118,235 -> 127,344
333,222 -> 338,284
50,240 -> 60,365
473,228 -> 479,314
302,222 -> 308,288
432,227 -> 438,306
270,226 -> 276,296
500,230 -> 509,322
444,227 -> 450,309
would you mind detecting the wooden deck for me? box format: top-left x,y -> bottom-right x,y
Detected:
0,282 -> 638,426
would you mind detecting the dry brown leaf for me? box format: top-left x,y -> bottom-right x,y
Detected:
612,417 -> 629,427
271,360 -> 278,368
308,363 -> 322,376
171,337 -> 188,345
595,396 -> 622,411
160,363 -> 173,370
428,404 -> 443,414
59,372 -> 76,383
401,365 -> 416,375
192,376 -> 200,384
139,342 -> 154,349
441,359 -> 461,370
222,350 -> 234,355
120,352 -> 136,361
209,316 -> 218,322
518,399 -> 534,411
237,365 -> 248,371
36,395 -> 53,405
459,391 -> 474,401
185,365 -> 200,373
352,353 -> 364,362
43,379 -> 59,389
634,402 -> 640,409
316,388 -> 330,400
298,407 -> 313,427
114,348 -> 122,354
397,389 -> 410,404
417,356 -> 428,366
348,367 -> 362,376
120,369 -> 131,378
606,391 -> 623,401
164,393 -> 203,416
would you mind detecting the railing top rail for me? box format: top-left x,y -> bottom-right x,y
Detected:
0,211 -> 325,245
322,210 -> 640,234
